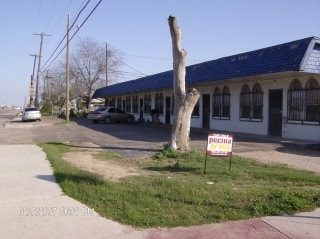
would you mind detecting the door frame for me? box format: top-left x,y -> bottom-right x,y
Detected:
268,89 -> 283,136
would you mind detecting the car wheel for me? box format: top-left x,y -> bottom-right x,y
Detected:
93,120 -> 98,124
127,117 -> 134,123
104,117 -> 111,124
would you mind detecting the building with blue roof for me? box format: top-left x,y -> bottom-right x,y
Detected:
92,36 -> 320,142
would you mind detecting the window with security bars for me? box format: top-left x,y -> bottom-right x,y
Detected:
212,87 -> 221,117
305,78 -> 320,123
222,87 -> 231,118
132,95 -> 139,113
110,98 -> 115,107
252,83 -> 263,119
144,94 -> 151,114
240,84 -> 251,119
117,97 -> 122,109
125,96 -> 131,113
288,78 -> 320,124
155,93 -> 164,115
212,86 -> 230,119
240,83 -> 263,121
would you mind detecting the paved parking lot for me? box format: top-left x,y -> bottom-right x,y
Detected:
1,113 -> 319,174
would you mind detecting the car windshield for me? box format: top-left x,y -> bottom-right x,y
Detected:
25,107 -> 39,112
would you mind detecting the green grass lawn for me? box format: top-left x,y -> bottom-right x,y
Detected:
40,142 -> 320,228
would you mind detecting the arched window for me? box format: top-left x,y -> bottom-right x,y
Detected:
305,78 -> 320,122
212,86 -> 231,119
240,84 -> 251,119
155,93 -> 164,115
144,94 -> 151,114
212,87 -> 221,117
132,95 -> 139,113
117,96 -> 122,109
125,96 -> 131,113
252,83 -> 263,119
110,98 -> 115,107
222,86 -> 231,118
287,79 -> 304,121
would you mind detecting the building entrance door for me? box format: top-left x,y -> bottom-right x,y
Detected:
268,89 -> 283,136
202,94 -> 210,129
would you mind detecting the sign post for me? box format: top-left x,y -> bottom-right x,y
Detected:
204,133 -> 233,174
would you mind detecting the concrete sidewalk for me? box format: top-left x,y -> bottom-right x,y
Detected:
0,145 -> 144,239
0,144 -> 319,239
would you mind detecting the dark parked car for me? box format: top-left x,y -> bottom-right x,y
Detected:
87,107 -> 135,124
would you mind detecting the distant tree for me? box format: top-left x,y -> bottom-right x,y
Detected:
46,68 -> 68,115
70,37 -> 123,110
168,16 -> 200,151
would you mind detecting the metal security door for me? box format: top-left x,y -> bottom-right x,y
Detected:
202,94 -> 210,129
268,89 -> 283,136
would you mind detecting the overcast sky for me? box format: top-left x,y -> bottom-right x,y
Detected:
1,0 -> 319,106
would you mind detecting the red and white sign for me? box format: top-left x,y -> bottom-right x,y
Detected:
206,134 -> 233,156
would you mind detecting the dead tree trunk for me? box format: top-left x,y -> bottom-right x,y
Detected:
168,16 -> 200,151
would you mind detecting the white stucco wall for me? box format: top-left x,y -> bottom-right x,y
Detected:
110,74 -> 320,142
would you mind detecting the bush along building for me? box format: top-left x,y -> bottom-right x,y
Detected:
93,36 -> 320,142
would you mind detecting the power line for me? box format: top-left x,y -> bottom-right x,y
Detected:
41,0 -> 93,70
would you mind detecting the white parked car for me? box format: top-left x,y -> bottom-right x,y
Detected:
22,107 -> 42,122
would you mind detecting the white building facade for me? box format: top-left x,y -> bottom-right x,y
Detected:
93,37 -> 320,142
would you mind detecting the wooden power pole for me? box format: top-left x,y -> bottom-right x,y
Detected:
66,14 -> 70,122
34,32 -> 50,108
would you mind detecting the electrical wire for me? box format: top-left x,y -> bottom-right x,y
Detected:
41,0 -> 95,71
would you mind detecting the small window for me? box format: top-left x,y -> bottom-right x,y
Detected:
314,43 -> 320,51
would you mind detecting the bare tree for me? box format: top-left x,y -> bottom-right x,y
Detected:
168,16 -> 200,151
70,37 -> 123,110
47,68 -> 69,115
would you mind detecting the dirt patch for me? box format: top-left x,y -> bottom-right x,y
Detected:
63,142 -> 320,181
64,142 -> 143,181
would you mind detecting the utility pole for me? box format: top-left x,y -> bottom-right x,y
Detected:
105,42 -> 108,86
45,70 -> 52,97
34,32 -> 50,108
65,14 -> 70,122
29,54 -> 38,106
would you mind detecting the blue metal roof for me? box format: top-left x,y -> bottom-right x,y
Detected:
93,37 -> 314,98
